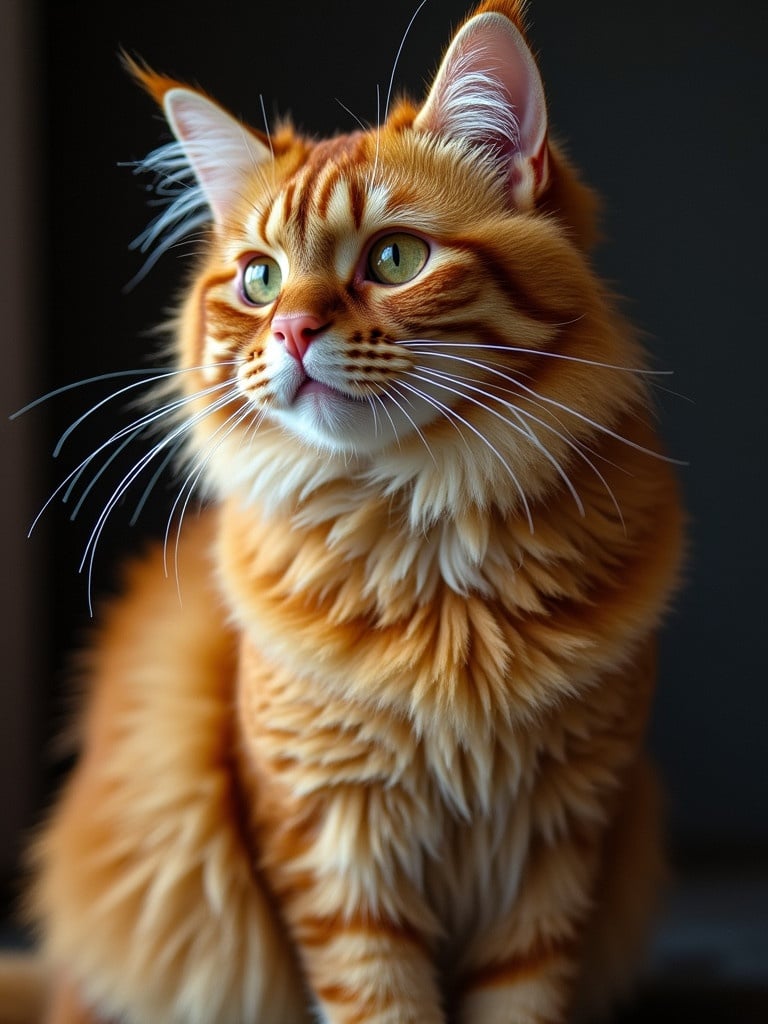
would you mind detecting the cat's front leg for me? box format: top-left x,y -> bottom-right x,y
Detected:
251,784 -> 446,1024
289,906 -> 446,1024
457,940 -> 577,1024
454,833 -> 597,1024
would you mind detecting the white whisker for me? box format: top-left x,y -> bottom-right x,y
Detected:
52,362 -> 239,456
335,97 -> 369,133
406,347 -> 686,465
164,401 -> 253,598
24,379 -> 235,541
78,385 -> 242,614
67,427 -> 144,520
397,377 -> 534,532
384,382 -> 438,466
400,340 -> 673,377
130,439 -> 185,526
412,366 -> 585,517
370,83 -> 382,190
366,385 -> 401,450
384,0 -> 430,121
258,94 -> 276,170
416,364 -> 626,529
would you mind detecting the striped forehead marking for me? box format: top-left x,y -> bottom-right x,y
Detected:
247,159 -> 396,280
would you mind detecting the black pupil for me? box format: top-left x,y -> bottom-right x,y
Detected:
389,244 -> 400,267
260,265 -> 269,286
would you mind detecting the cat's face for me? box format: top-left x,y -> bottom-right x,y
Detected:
187,126 -> 554,456
132,2 -> 640,516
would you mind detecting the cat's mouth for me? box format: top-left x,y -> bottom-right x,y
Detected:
292,375 -> 365,405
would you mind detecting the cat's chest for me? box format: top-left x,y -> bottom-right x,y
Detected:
235,632 -> 535,825
234,635 -> 541,941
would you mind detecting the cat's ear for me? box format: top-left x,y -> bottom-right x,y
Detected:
414,11 -> 549,209
161,89 -> 272,223
127,59 -> 272,224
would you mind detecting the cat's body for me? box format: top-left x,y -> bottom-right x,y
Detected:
20,2 -> 683,1022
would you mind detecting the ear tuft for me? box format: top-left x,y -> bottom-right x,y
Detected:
414,11 -> 549,209
124,52 -> 272,225
120,51 -> 182,107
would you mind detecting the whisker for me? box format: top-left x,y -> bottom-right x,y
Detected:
165,401 -> 253,598
397,377 -> 534,532
384,0 -> 430,121
67,427 -> 145,520
407,368 -> 585,517
237,398 -> 272,452
407,348 -> 686,465
418,364 -> 626,529
10,361 -> 240,422
52,361 -> 240,457
67,377 -> 240,507
370,83 -> 382,190
397,379 -> 474,461
259,94 -> 276,170
24,383 -> 226,540
383,382 -> 438,466
78,386 -> 242,613
512,377 -> 687,466
400,340 -> 673,377
514,404 -> 626,532
360,385 -> 382,439
129,439 -> 186,526
365,385 -> 401,450
335,97 -> 369,133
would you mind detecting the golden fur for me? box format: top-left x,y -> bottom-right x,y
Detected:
11,2 -> 683,1021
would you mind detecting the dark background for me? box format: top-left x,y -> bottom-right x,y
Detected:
1,0 -> 766,1012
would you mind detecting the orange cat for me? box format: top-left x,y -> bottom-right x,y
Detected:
19,1 -> 683,1021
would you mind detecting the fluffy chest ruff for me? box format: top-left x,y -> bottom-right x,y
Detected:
221,442 -> 679,962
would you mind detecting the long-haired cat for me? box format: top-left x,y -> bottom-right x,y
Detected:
15,1 -> 683,1021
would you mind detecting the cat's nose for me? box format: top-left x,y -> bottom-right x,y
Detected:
271,313 -> 327,363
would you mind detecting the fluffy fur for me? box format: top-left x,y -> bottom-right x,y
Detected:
16,2 -> 683,1021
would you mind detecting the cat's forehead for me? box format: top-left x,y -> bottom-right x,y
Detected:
239,129 -> 445,273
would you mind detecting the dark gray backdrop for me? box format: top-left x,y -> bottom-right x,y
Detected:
2,0 -> 766,910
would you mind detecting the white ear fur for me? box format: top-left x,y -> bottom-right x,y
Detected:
414,13 -> 549,208
163,88 -> 272,223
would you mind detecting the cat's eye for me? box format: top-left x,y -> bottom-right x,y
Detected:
242,256 -> 282,305
367,233 -> 429,285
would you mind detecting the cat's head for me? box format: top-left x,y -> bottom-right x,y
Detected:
132,0 -> 640,519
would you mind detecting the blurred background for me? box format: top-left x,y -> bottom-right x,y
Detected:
1,0 -> 766,1017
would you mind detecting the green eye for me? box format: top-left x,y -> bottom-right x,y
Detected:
367,233 -> 429,285
242,256 -> 282,305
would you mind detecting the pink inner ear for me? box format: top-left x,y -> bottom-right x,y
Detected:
414,13 -> 549,208
479,28 -> 547,162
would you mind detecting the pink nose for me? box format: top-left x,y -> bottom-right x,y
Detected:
271,313 -> 326,363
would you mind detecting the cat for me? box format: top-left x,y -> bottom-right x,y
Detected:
14,1 -> 684,1021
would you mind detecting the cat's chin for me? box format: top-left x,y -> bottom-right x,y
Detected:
270,385 -> 381,455
267,386 -> 419,457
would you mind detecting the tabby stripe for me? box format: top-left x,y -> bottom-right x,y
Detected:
257,198 -> 272,244
461,938 -> 574,993
203,269 -> 237,290
316,166 -> 343,222
314,984 -> 389,1024
282,179 -> 297,223
204,298 -> 259,330
292,170 -> 315,244
295,912 -> 425,951
452,239 -> 559,324
347,176 -> 366,230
